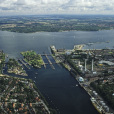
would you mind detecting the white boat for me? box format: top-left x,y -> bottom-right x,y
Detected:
76,84 -> 78,86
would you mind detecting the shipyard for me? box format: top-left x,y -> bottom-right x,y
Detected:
50,45 -> 114,114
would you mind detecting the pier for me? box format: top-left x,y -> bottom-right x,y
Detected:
40,55 -> 46,69
44,54 -> 55,69
40,53 -> 56,69
40,54 -> 52,56
18,59 -> 30,69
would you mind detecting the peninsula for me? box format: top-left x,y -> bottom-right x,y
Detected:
7,58 -> 27,76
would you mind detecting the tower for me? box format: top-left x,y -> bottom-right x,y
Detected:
85,59 -> 87,72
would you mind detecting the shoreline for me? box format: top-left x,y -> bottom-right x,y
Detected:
0,29 -> 113,34
63,65 -> 113,114
52,46 -> 114,114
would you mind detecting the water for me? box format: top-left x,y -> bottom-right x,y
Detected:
0,30 -> 114,58
1,30 -> 114,114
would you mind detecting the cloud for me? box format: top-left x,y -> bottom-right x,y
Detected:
0,6 -> 16,10
0,0 -> 114,15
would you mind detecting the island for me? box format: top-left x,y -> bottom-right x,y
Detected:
21,50 -> 44,68
50,45 -> 114,113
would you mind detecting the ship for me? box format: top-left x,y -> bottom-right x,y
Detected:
90,97 -> 104,114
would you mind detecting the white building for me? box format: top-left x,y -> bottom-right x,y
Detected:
99,60 -> 114,66
78,77 -> 84,82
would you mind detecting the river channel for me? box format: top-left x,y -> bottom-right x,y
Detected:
0,30 -> 114,114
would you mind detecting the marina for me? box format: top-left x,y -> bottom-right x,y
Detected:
41,54 -> 56,69
18,59 -> 30,69
45,54 -> 55,70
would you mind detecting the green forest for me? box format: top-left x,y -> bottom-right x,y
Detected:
21,50 -> 43,68
0,15 -> 114,33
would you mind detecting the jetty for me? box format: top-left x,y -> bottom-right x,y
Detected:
45,54 -> 55,69
40,55 -> 46,69
40,54 -> 52,56
18,59 -> 30,69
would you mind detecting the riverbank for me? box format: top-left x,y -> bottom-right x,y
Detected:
0,74 -> 52,114
61,62 -> 113,114
51,45 -> 114,114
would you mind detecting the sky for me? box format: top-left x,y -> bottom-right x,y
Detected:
0,0 -> 114,15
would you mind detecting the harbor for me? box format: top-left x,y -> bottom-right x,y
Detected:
50,45 -> 114,114
18,59 -> 30,69
40,54 -> 56,69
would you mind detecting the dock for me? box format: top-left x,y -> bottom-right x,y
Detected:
40,54 -> 46,69
40,54 -> 52,56
18,59 -> 30,69
45,54 -> 55,69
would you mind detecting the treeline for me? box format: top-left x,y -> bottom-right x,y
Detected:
1,24 -> 107,33
65,55 -> 82,75
90,81 -> 114,109
1,15 -> 114,33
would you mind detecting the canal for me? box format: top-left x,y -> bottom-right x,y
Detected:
1,30 -> 113,114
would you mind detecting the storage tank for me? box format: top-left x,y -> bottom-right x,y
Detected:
93,91 -> 98,96
104,106 -> 109,112
101,102 -> 105,106
100,101 -> 103,105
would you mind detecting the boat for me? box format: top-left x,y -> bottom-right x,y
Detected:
76,84 -> 78,87
86,42 -> 94,46
90,97 -> 104,114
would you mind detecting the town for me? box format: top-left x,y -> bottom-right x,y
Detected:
0,75 -> 51,114
0,50 -> 54,114
51,45 -> 114,114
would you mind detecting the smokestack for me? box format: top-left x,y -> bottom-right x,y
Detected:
85,59 -> 87,72
92,59 -> 94,71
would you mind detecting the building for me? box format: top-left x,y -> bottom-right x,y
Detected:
78,77 -> 84,82
99,60 -> 114,66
